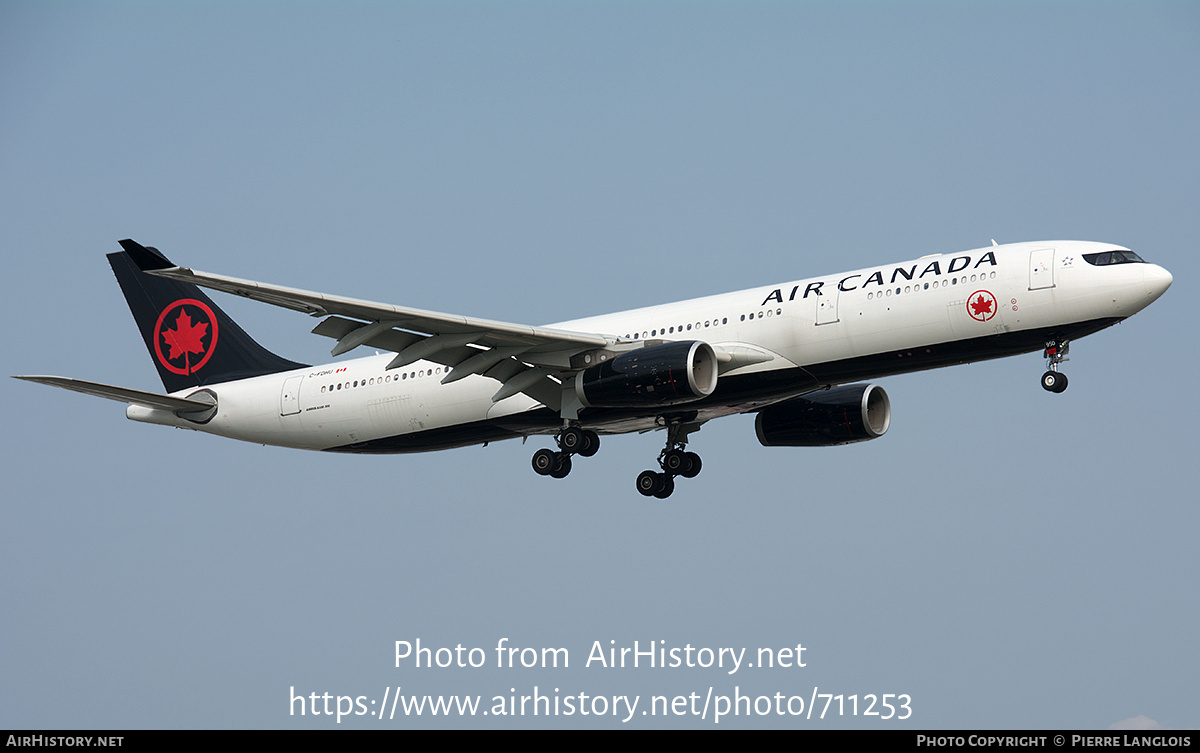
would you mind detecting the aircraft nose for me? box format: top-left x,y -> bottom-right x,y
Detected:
1145,264 -> 1173,300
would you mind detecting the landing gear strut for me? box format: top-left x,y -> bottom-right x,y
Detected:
1041,339 -> 1069,393
636,422 -> 703,499
531,425 -> 600,479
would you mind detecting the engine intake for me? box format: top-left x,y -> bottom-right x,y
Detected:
755,383 -> 890,447
575,341 -> 718,408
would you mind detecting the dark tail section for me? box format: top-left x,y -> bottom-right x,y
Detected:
109,240 -> 308,393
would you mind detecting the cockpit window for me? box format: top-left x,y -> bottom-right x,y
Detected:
1082,250 -> 1145,266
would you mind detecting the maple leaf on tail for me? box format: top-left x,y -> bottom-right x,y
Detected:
970,294 -> 994,317
161,308 -> 210,367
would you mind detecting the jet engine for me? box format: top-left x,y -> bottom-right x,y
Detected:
754,383 -> 890,447
574,341 -> 718,408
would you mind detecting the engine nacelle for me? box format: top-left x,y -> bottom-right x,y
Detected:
755,383 -> 891,447
575,341 -> 718,408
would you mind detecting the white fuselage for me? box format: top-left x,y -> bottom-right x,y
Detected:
127,241 -> 1172,452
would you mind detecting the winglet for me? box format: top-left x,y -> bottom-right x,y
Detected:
118,239 -> 175,271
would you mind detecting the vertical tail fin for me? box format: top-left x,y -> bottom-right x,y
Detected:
109,240 -> 308,393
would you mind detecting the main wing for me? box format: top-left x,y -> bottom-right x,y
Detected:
120,240 -> 616,410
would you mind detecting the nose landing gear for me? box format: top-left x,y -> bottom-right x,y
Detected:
1041,339 -> 1069,393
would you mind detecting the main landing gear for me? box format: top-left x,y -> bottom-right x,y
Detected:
636,422 -> 703,500
531,425 -> 599,479
1041,339 -> 1069,393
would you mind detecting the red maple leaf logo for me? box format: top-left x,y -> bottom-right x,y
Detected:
152,299 -> 219,376
970,294 -> 993,317
161,308 -> 210,364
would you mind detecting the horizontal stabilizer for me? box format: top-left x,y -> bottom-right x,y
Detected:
13,375 -> 215,413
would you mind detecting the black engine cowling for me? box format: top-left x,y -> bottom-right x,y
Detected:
574,341 -> 718,408
755,383 -> 891,447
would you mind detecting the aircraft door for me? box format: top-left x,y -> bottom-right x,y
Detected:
815,288 -> 839,325
1029,248 -> 1055,290
280,375 -> 303,416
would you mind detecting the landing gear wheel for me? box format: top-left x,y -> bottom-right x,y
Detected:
662,449 -> 689,474
1041,370 -> 1068,393
549,453 -> 572,478
532,448 -> 558,476
680,452 -> 702,479
636,470 -> 660,497
578,430 -> 600,457
1041,339 -> 1070,394
559,427 -> 585,452
663,449 -> 701,478
652,474 -> 675,499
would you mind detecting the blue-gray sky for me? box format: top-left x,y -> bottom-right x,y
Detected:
2,1 -> 1197,729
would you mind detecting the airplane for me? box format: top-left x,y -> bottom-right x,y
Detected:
16,239 -> 1172,498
